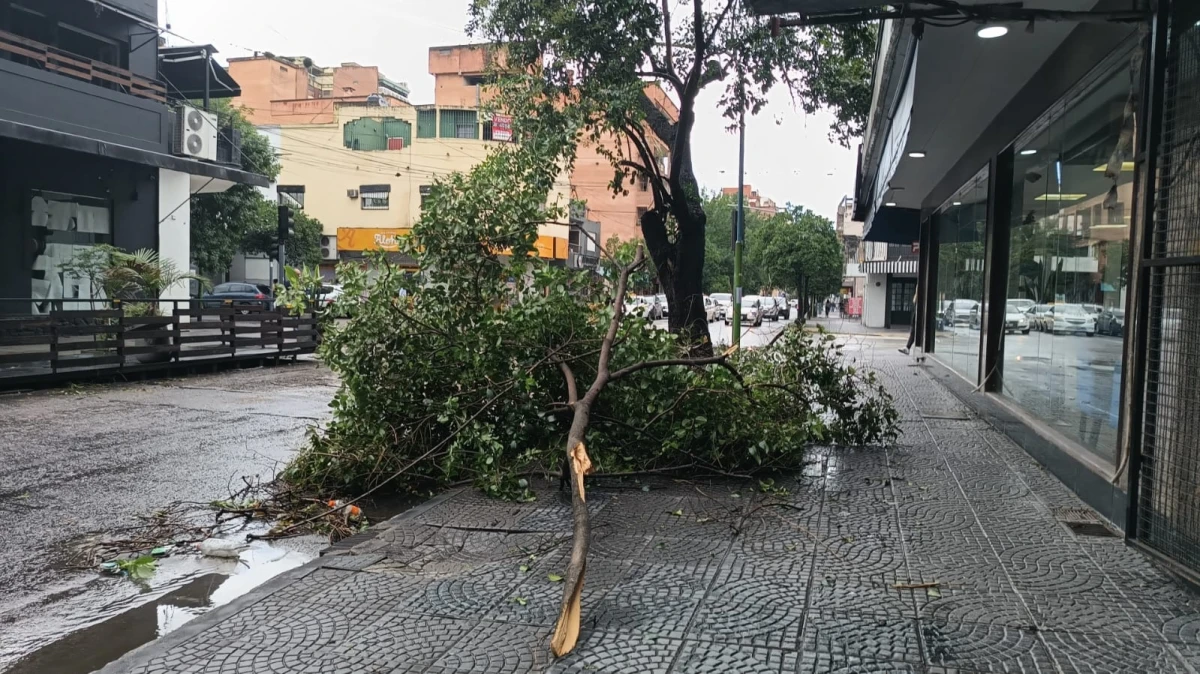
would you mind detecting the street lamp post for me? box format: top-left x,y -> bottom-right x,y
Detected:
732,77 -> 746,349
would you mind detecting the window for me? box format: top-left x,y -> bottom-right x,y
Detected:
933,167 -> 989,384
1002,64 -> 1134,463
417,109 -> 437,139
277,185 -> 305,209
482,121 -> 494,141
419,185 -> 432,209
440,109 -> 478,139
360,184 -> 391,210
30,190 -> 112,314
638,174 -> 649,192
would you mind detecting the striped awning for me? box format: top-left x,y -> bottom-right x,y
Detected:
861,259 -> 919,274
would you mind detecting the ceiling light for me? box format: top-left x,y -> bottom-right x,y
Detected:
1033,193 -> 1087,201
885,201 -> 897,207
1019,149 -> 1038,156
1092,161 -> 1136,172
977,25 -> 1009,39
953,201 -> 962,206
908,151 -> 926,158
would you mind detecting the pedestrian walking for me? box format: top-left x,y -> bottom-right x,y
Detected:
899,290 -> 918,354
824,300 -> 831,318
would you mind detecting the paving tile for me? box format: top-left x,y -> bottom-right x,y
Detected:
802,611 -> 923,665
692,567 -> 807,649
672,642 -> 799,673
426,621 -> 553,673
797,651 -> 922,673
1042,631 -> 1190,674
807,574 -> 917,619
919,621 -> 1057,673
546,630 -> 682,673
917,587 -> 1035,627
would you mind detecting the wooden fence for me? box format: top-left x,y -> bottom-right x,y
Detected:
0,28 -> 167,103
0,302 -> 318,388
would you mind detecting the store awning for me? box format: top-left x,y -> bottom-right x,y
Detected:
863,206 -> 920,244
861,259 -> 919,275
159,46 -> 241,100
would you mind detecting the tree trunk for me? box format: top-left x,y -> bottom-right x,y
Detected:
640,201 -> 713,357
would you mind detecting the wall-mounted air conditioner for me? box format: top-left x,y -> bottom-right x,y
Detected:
172,104 -> 218,162
347,189 -> 359,199
320,235 -> 338,261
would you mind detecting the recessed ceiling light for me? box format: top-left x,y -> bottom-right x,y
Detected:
1020,149 -> 1038,156
885,202 -> 897,207
908,151 -> 926,158
953,201 -> 962,206
977,25 -> 1008,39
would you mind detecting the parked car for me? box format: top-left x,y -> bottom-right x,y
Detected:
1004,302 -> 1031,334
728,295 -> 763,327
655,294 -> 669,318
1097,308 -> 1125,336
1050,303 -> 1095,336
1029,304 -> 1055,332
1007,298 -> 1035,314
1081,303 -> 1104,316
759,296 -> 781,322
202,282 -> 273,313
944,299 -> 980,326
626,295 -> 663,320
702,295 -> 719,322
774,296 -> 791,320
710,292 -> 732,321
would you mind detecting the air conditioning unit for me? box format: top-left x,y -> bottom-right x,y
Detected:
320,235 -> 338,261
173,105 -> 218,161
347,189 -> 359,199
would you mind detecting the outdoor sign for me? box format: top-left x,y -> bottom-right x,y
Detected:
492,114 -> 513,142
336,227 -> 412,252
911,241 -> 920,254
847,296 -> 863,317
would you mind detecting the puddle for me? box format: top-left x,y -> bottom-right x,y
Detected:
3,532 -> 318,674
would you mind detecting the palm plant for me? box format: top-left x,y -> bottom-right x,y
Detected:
60,245 -> 210,316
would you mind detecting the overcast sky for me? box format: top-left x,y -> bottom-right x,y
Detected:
159,0 -> 855,220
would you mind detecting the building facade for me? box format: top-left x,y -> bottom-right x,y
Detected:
720,184 -> 779,216
0,0 -> 265,312
775,0 -> 1200,577
835,195 -> 867,301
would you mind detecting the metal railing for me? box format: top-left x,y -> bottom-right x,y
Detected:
0,298 -> 318,386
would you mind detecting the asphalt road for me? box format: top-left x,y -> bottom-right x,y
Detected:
651,312 -> 796,347
0,361 -> 339,669
934,325 -> 1124,461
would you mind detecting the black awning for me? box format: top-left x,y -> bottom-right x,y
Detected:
863,206 -> 921,244
159,46 -> 241,100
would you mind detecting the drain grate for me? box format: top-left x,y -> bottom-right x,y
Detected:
1053,507 -> 1117,537
1064,521 -> 1118,538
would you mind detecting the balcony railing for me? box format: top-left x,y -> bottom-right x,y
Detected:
0,28 -> 166,103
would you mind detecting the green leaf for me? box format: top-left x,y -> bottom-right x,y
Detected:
668,509 -> 683,517
547,573 -> 564,583
519,564 -> 530,573
511,596 -> 528,606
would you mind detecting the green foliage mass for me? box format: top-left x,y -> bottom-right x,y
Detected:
284,142 -> 897,499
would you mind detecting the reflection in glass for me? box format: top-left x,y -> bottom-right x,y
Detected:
933,169 -> 989,384
1002,66 -> 1133,463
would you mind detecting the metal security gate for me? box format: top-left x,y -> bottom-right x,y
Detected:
1133,1 -> 1200,574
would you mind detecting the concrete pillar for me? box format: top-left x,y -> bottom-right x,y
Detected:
157,169 -> 191,307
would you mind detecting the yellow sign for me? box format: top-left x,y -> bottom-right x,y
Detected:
336,227 -> 412,252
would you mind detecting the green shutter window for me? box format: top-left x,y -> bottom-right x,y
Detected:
382,118 -> 412,148
439,109 -> 478,139
343,118 -> 388,151
417,109 -> 437,138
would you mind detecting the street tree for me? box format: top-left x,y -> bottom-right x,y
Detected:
748,204 -> 842,301
469,0 -> 875,353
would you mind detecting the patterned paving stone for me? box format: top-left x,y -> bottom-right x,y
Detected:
485,559 -> 626,628
998,544 -> 1115,594
641,534 -> 733,566
1023,592 -> 1160,639
917,588 -> 1035,627
427,621 -> 552,673
813,534 -> 908,577
919,621 -> 1057,673
693,570 -> 807,649
546,630 -> 682,673
673,642 -> 799,673
403,561 -> 525,620
801,611 -> 923,665
1042,631 -> 1190,674
797,651 -> 921,673
906,552 -> 1012,593
898,499 -> 981,534
807,574 -> 917,619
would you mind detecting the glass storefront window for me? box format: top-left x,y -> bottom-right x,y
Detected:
30,191 -> 113,314
934,168 -> 989,383
1003,66 -> 1133,463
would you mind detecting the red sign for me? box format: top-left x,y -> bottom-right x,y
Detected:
387,137 -> 405,151
492,114 -> 513,142
847,297 -> 863,318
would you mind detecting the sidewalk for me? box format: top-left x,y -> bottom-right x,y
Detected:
100,352 -> 1200,674
807,313 -> 910,339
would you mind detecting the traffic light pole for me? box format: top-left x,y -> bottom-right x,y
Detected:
732,101 -> 745,349
277,205 -> 293,286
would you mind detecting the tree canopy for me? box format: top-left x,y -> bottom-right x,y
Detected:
469,0 -> 874,349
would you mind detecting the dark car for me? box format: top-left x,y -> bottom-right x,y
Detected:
1097,308 -> 1125,336
202,282 -> 273,313
774,296 -> 790,320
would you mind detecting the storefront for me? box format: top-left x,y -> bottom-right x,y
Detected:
844,0 -> 1200,576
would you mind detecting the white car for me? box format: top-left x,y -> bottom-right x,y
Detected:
1050,304 -> 1096,336
1004,302 -> 1031,334
726,295 -> 763,327
710,293 -> 732,320
703,295 -> 719,322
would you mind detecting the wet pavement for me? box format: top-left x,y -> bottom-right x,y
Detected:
95,350 -> 1200,674
0,361 -> 339,671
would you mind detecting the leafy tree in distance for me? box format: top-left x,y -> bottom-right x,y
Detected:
470,0 -> 874,353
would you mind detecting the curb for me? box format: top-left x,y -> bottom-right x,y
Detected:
95,487 -> 468,674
